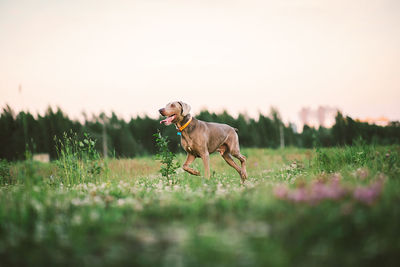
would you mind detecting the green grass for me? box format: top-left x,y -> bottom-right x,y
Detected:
1,145 -> 400,266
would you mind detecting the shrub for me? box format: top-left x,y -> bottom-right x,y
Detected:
153,130 -> 180,181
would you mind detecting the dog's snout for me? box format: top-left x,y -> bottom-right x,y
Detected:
159,108 -> 165,115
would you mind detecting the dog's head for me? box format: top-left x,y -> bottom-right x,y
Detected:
159,101 -> 191,125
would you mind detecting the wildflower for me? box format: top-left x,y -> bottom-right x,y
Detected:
117,198 -> 125,206
216,182 -> 227,196
330,172 -> 342,182
90,210 -> 100,221
71,198 -> 81,206
30,199 -> 44,213
308,179 -> 347,204
99,183 -> 107,190
173,184 -> 180,191
71,214 -> 82,225
287,187 -> 307,202
273,184 -> 288,199
354,168 -> 369,180
133,201 -> 143,211
274,175 -> 351,204
353,179 -> 384,205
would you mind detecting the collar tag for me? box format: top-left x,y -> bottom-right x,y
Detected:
177,132 -> 182,136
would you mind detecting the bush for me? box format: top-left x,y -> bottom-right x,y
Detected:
55,131 -> 106,186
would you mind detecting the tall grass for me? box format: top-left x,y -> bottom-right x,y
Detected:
55,131 -> 107,186
314,143 -> 399,177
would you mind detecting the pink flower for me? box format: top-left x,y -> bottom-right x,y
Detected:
353,180 -> 384,205
273,175 -> 385,206
273,184 -> 288,199
287,188 -> 308,202
308,182 -> 345,204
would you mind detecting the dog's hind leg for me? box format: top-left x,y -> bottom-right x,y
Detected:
226,132 -> 248,182
232,151 -> 247,182
221,152 -> 242,177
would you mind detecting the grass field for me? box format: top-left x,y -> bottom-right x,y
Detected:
1,144 -> 400,266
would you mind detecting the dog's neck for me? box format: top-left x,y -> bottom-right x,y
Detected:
176,114 -> 193,131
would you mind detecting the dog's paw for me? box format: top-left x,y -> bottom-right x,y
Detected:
240,170 -> 248,181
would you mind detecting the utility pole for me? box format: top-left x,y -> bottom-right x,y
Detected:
280,123 -> 285,148
102,122 -> 108,158
100,113 -> 108,158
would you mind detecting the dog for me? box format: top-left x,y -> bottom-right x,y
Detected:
159,101 -> 247,182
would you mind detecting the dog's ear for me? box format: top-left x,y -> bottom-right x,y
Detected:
178,101 -> 191,116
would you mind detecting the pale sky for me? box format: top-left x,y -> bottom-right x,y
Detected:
1,0 -> 399,125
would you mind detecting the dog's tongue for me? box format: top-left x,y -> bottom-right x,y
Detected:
160,115 -> 176,125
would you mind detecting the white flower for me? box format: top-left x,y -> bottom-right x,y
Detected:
71,214 -> 82,225
117,198 -> 125,206
30,199 -> 43,213
90,210 -> 100,221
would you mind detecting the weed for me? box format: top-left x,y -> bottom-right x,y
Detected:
55,131 -> 106,186
153,130 -> 180,182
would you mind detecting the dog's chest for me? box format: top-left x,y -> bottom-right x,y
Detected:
180,135 -> 197,155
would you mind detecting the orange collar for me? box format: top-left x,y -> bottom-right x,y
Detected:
178,116 -> 192,132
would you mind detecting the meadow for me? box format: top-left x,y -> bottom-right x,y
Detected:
0,139 -> 399,266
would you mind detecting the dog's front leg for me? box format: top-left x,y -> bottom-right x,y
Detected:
183,153 -> 200,176
201,153 -> 210,179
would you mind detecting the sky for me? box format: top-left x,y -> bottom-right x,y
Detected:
1,0 -> 399,127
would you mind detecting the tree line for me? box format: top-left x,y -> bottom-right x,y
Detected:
0,105 -> 399,161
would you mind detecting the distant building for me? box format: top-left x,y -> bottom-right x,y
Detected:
33,153 -> 50,163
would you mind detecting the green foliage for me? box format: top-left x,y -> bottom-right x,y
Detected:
0,159 -> 11,185
313,146 -> 400,186
55,131 -> 106,186
0,156 -> 44,186
0,146 -> 399,266
153,130 -> 180,181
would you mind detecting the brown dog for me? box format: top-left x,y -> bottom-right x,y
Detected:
159,101 -> 247,182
